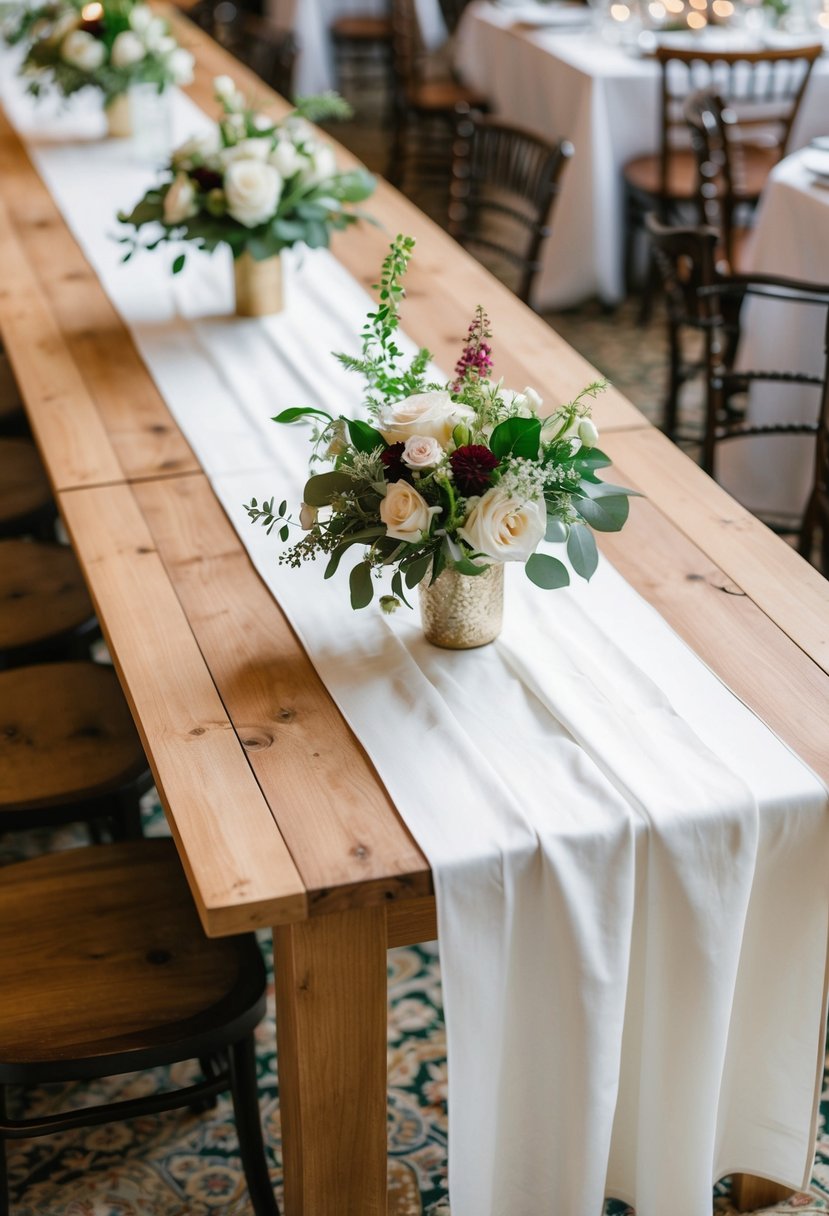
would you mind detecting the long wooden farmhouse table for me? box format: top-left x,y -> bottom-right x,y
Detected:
1,15 -> 828,1215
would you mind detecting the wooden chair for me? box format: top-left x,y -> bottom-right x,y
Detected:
0,439 -> 54,539
0,540 -> 98,668
624,43 -> 822,312
0,838 -> 279,1216
646,217 -> 829,542
436,0 -> 474,33
389,0 -> 488,191
235,15 -> 297,99
801,372 -> 829,573
449,105 -> 573,305
0,661 -> 152,838
331,9 -> 394,99
0,353 -> 25,437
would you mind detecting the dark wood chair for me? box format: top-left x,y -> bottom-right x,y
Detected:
624,43 -> 822,313
389,0 -> 488,191
449,105 -> 573,306
801,375 -> 829,573
436,0 -> 474,33
235,15 -> 297,99
331,9 -> 394,99
0,540 -> 98,668
0,354 -> 25,437
646,217 -> 829,545
0,838 -> 279,1216
0,439 -> 54,540
0,661 -> 152,839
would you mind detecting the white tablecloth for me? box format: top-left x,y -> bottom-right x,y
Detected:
455,3 -> 829,309
3,69 -> 828,1216
722,149 -> 829,520
266,0 -> 447,95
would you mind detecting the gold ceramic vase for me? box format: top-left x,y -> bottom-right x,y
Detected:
105,91 -> 132,138
419,564 -> 504,649
233,251 -> 284,317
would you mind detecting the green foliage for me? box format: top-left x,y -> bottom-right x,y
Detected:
489,417 -> 541,461
525,554 -> 570,590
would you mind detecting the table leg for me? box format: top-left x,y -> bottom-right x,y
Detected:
273,906 -> 388,1216
731,1174 -> 793,1211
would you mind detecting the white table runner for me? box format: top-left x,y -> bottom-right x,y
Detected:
3,71 -> 829,1216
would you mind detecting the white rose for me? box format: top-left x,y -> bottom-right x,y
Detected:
224,158 -> 282,227
128,5 -> 153,33
142,16 -> 168,50
380,481 -> 440,543
60,29 -> 105,71
220,137 -> 271,165
156,34 -> 177,55
168,47 -> 195,84
163,172 -> 198,225
299,503 -> 318,530
110,30 -> 146,67
378,391 -> 475,447
301,142 -> 337,187
213,74 -> 236,99
402,435 -> 443,470
458,488 -> 547,563
578,418 -> 599,448
172,129 -> 220,168
270,138 -> 307,178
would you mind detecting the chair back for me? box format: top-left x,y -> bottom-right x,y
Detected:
391,0 -> 423,92
683,88 -> 739,271
449,106 -> 573,304
800,310 -> 829,571
654,43 -> 821,199
235,16 -> 297,99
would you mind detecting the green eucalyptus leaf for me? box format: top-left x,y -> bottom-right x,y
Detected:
566,523 -> 599,580
579,479 -> 641,499
451,556 -> 490,576
545,516 -> 568,543
525,553 -> 570,590
391,570 -> 413,609
171,253 -> 186,275
345,417 -> 385,453
574,494 -> 630,533
273,406 -> 333,425
403,552 -> 433,589
349,560 -> 374,609
303,470 -> 354,507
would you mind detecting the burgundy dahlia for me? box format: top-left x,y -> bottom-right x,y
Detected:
380,442 -> 406,481
190,166 -> 224,192
450,445 -> 499,496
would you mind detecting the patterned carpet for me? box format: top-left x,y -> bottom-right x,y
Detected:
2,799 -> 829,1215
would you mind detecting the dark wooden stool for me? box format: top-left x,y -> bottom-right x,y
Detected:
0,540 -> 98,667
0,439 -> 54,539
0,661 -> 152,837
0,838 -> 279,1216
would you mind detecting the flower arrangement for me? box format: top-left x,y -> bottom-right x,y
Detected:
116,76 -> 375,275
245,235 -> 635,614
1,0 -> 194,106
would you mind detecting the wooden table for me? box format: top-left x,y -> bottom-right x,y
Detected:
1,16 -> 827,1214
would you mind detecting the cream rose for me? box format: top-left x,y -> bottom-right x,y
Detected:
220,137 -> 272,166
378,391 -> 474,447
380,481 -> 441,543
270,138 -> 307,178
299,503 -> 318,530
60,29 -> 106,71
224,159 -> 282,227
110,30 -> 146,67
458,488 -> 546,563
402,435 -> 443,470
168,48 -> 195,84
163,172 -> 197,225
172,129 -> 220,169
301,142 -> 337,187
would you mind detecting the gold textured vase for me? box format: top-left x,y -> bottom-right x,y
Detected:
233,251 -> 284,317
419,564 -> 504,649
105,92 -> 132,138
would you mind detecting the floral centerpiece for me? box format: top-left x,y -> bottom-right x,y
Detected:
245,235 -> 636,648
1,0 -> 194,135
117,76 -> 376,316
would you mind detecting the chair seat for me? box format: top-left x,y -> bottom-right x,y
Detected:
407,78 -> 487,114
331,15 -> 393,41
0,439 -> 51,531
624,143 -> 778,201
0,540 -> 95,654
0,661 -> 148,812
0,839 -> 266,1081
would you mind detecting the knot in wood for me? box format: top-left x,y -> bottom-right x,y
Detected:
242,731 -> 273,751
275,707 -> 296,723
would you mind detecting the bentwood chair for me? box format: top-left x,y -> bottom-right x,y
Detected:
389,0 -> 488,191
0,838 -> 279,1216
684,87 -> 752,275
624,43 -> 822,313
646,217 -> 829,545
449,105 -> 573,305
331,6 -> 393,99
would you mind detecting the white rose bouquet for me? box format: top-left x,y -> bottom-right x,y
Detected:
2,0 -> 194,106
116,77 -> 375,274
245,235 -> 636,612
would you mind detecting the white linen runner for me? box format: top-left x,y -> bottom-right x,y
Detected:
3,72 -> 829,1216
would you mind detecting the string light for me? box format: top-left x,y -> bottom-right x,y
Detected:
80,2 -> 103,19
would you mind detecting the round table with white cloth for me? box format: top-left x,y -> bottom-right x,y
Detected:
266,0 -> 447,96
718,148 -> 829,523
454,2 -> 829,310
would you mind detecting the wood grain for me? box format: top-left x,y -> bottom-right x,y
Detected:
731,1175 -> 794,1210
274,906 -> 388,1216
387,896 -> 438,949
132,473 -> 431,915
58,481 -> 307,935
0,539 -> 94,651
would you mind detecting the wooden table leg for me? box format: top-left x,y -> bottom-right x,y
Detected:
731,1174 -> 793,1211
273,906 -> 388,1216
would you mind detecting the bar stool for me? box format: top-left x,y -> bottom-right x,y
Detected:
0,838 -> 279,1216
0,661 -> 152,839
0,439 -> 54,539
0,540 -> 98,668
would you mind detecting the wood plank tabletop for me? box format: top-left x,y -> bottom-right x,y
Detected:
1,14 -> 827,939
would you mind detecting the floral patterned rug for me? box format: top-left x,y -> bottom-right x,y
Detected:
2,798 -> 829,1215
